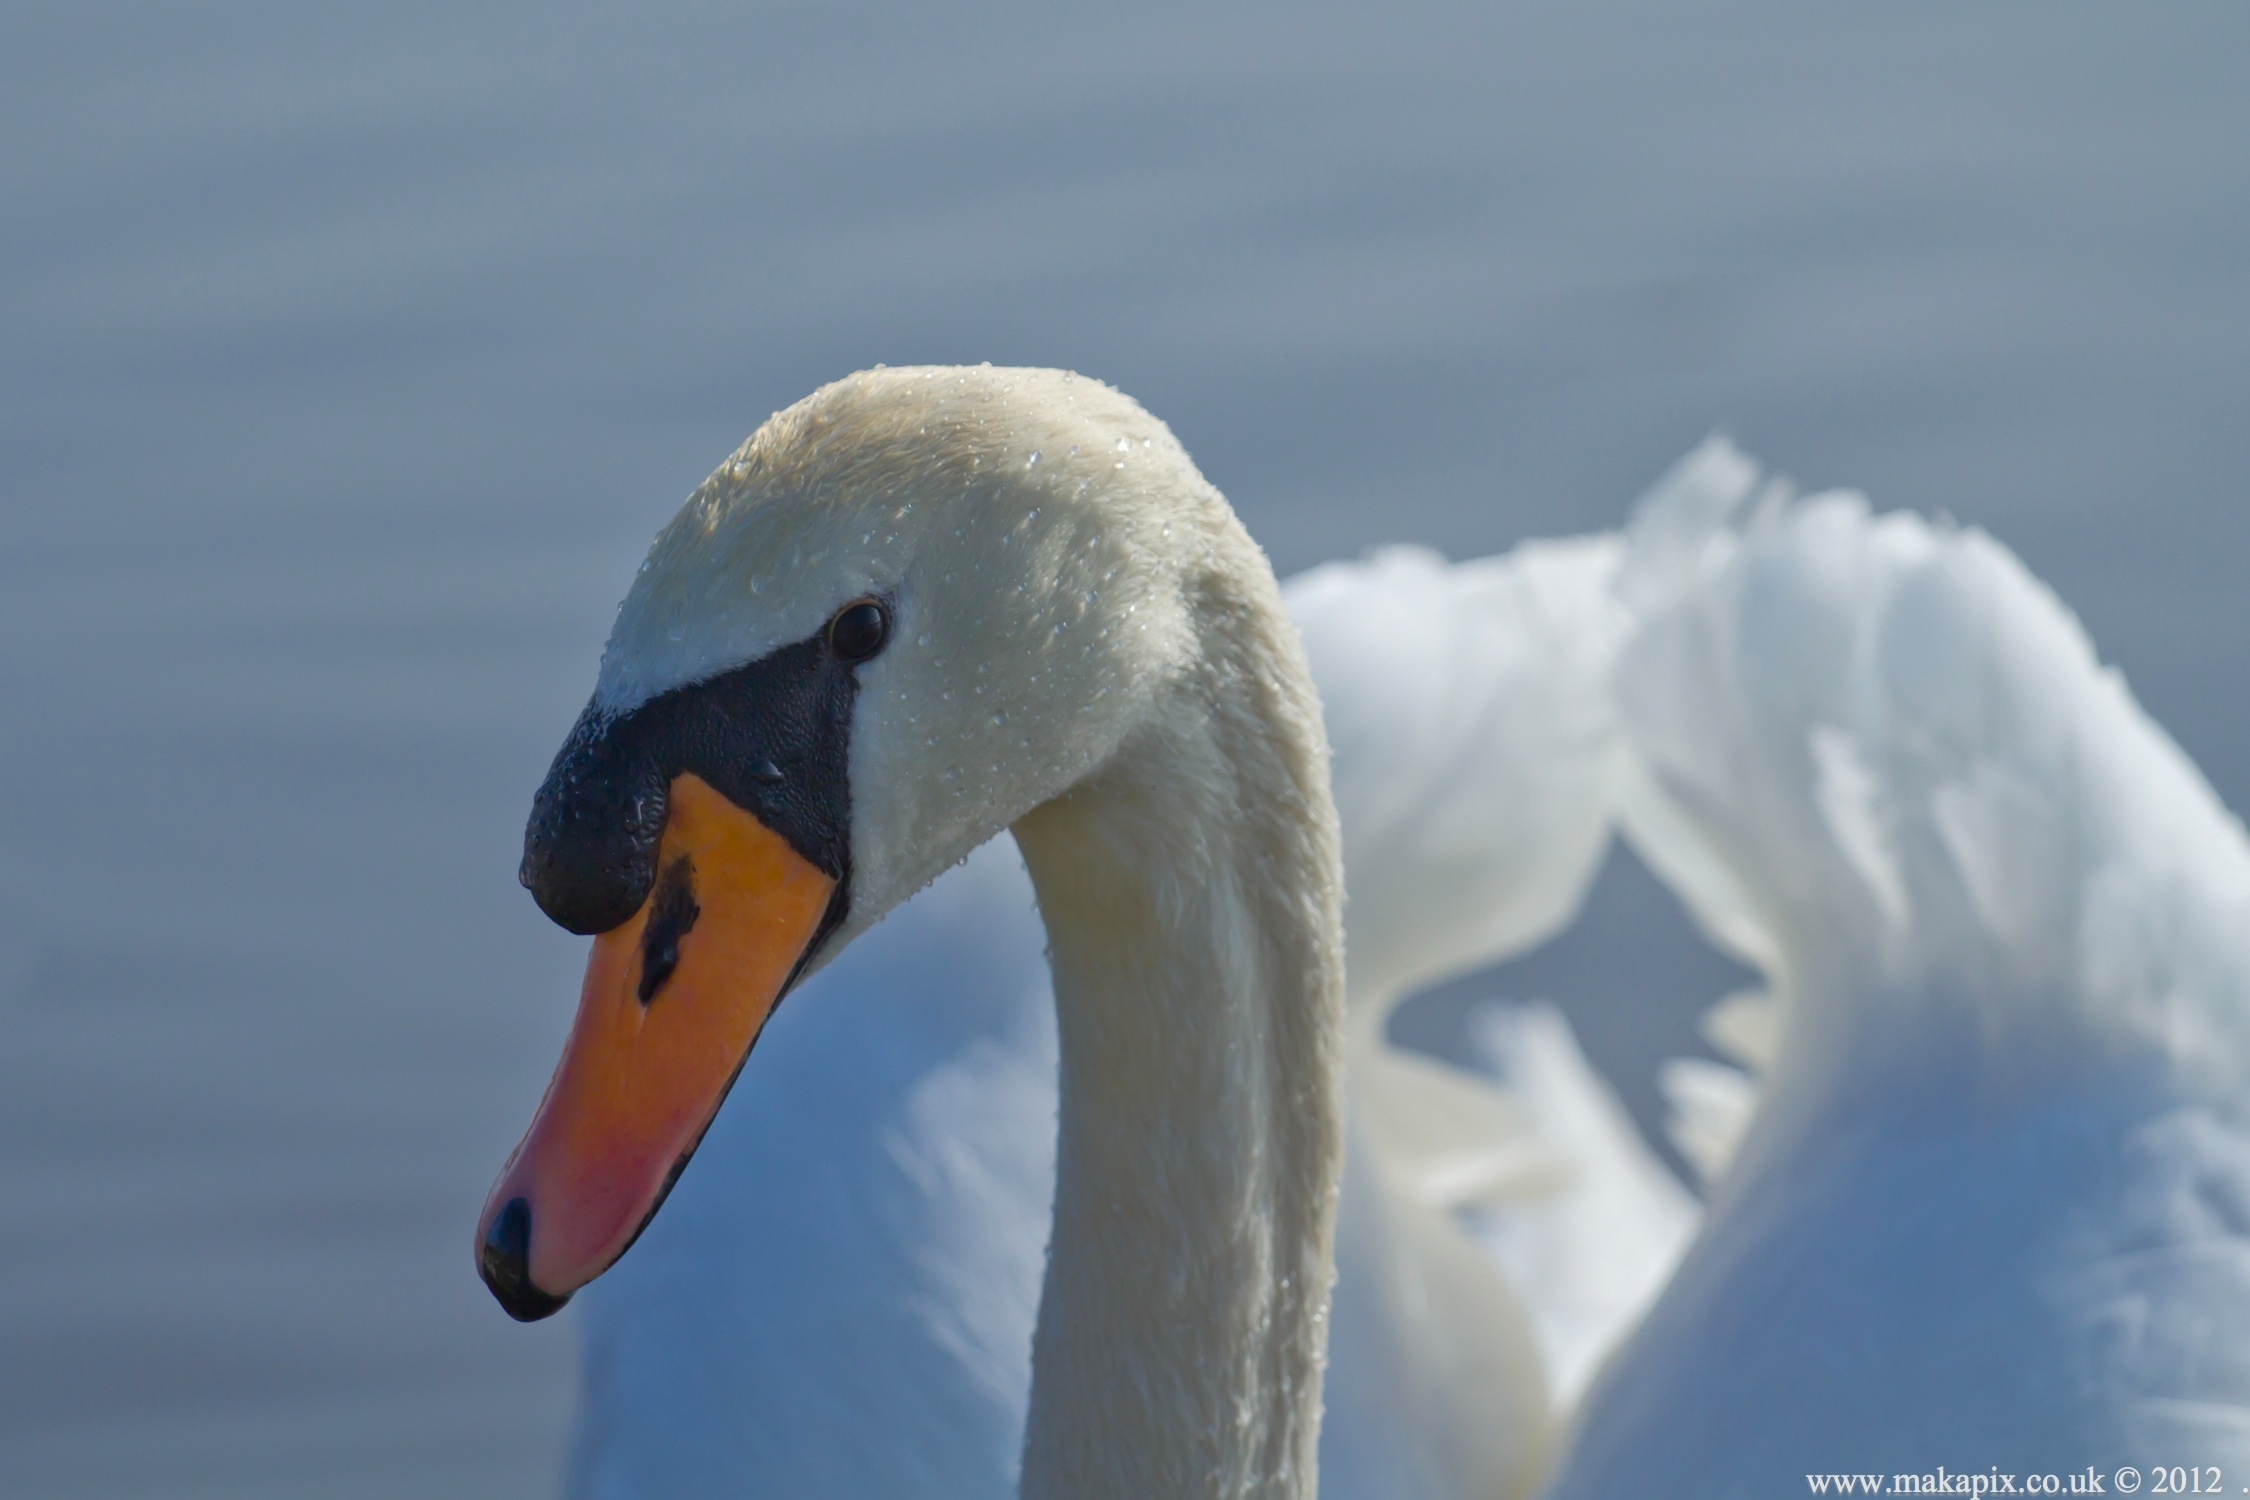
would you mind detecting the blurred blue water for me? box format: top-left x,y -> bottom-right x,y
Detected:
2,2 -> 2245,1494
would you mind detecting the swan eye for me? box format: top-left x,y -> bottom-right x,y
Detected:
826,599 -> 889,663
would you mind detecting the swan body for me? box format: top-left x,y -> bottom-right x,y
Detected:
567,525 -> 1681,1496
1543,445 -> 2250,1491
485,366 -> 1347,1499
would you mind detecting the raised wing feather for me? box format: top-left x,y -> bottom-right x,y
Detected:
1545,446 -> 2250,1493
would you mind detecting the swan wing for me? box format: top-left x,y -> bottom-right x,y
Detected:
1544,449 -> 2250,1492
1292,534 -> 1714,1477
1289,535 -> 1631,1013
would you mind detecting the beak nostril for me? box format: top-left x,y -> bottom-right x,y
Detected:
479,1196 -> 570,1322
638,856 -> 701,1006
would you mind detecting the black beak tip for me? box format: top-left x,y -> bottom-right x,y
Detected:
479,1196 -> 571,1323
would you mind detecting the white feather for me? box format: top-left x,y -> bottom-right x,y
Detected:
1545,445 -> 2250,1491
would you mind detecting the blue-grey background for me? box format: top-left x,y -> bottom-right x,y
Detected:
3,3 -> 2244,1495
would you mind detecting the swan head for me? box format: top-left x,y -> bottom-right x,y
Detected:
477,365 -> 1235,1320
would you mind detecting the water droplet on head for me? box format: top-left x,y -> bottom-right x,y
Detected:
1025,451 -> 1040,467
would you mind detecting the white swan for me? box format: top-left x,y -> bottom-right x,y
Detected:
1542,445 -> 2250,1490
557,488 -> 1695,1494
478,366 -> 1351,1498
522,400 -> 2250,1493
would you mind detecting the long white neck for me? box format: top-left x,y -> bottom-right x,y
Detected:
1009,593 -> 1347,1500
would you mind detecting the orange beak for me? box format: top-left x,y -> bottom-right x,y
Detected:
475,771 -> 837,1319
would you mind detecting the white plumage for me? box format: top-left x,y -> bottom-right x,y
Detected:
1545,441 -> 2250,1490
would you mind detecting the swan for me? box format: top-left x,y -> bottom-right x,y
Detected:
562,528 -> 1687,1499
1541,446 -> 2250,1491
478,364 -> 1354,1499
